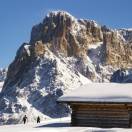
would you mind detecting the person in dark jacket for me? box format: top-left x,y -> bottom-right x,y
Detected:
23,115 -> 28,124
37,116 -> 40,123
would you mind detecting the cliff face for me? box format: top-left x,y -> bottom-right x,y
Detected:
0,11 -> 132,124
104,31 -> 132,68
30,11 -> 103,58
30,12 -> 132,69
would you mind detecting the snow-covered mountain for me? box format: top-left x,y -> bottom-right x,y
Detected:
0,11 -> 132,125
0,68 -> 7,92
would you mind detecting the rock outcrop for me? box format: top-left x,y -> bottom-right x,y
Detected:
119,28 -> 132,43
110,69 -> 132,83
0,68 -> 7,82
30,11 -> 103,59
103,31 -> 132,68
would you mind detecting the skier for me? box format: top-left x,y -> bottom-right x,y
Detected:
37,116 -> 40,123
23,115 -> 28,124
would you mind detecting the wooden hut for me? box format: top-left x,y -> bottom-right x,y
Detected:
58,83 -> 132,128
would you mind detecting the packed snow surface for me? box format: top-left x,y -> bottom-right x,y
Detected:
1,117 -> 132,132
58,83 -> 132,103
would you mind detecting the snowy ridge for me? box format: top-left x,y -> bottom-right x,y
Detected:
46,10 -> 77,22
120,28 -> 132,31
24,44 -> 31,56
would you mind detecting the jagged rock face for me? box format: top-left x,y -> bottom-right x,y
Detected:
103,31 -> 132,68
30,11 -> 132,69
110,69 -> 132,83
30,11 -> 103,58
0,11 -> 132,124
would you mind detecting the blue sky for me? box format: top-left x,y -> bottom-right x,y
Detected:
0,0 -> 132,68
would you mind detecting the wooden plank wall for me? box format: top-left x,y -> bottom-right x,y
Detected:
70,103 -> 132,128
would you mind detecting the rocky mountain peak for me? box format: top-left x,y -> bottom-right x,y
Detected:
46,10 -> 77,22
30,11 -> 104,59
30,11 -> 77,43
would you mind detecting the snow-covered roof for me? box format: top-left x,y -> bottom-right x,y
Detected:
58,83 -> 132,103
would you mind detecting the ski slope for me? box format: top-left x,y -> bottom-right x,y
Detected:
0,117 -> 132,132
